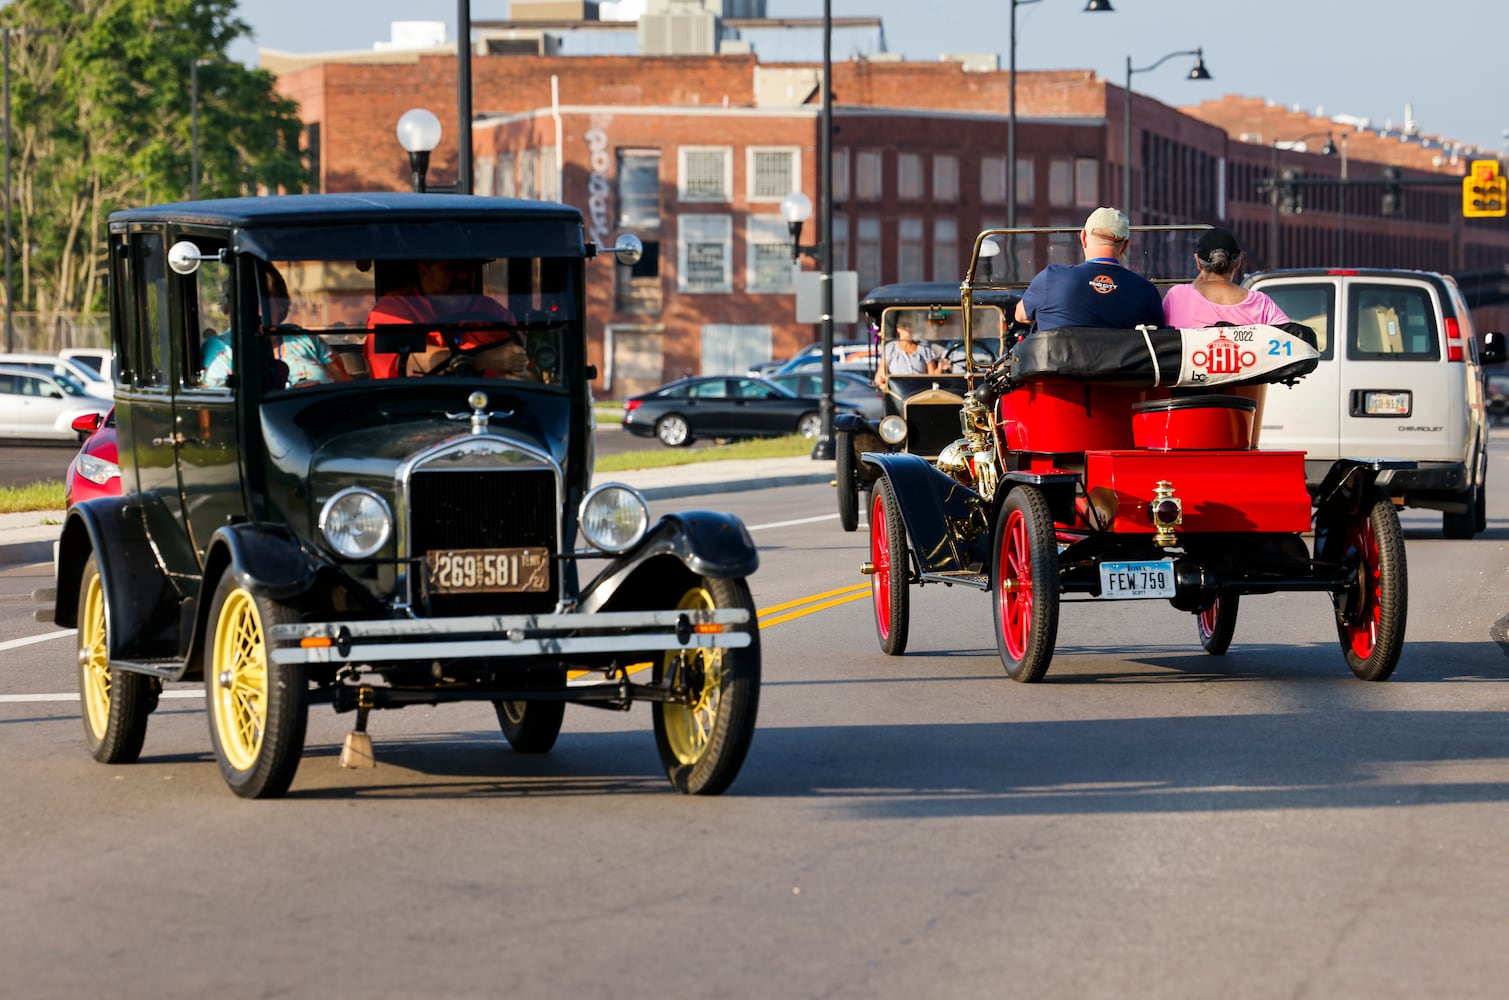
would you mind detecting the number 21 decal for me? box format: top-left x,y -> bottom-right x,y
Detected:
1267,339 -> 1293,356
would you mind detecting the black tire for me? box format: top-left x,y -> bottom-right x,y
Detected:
1475,482 -> 1488,535
870,476 -> 909,656
1442,501 -> 1475,539
493,692 -> 566,754
797,412 -> 822,440
656,413 -> 692,447
76,554 -> 155,764
652,577 -> 761,795
204,570 -> 309,798
992,486 -> 1060,681
836,431 -> 859,532
1196,591 -> 1240,656
1335,488 -> 1408,681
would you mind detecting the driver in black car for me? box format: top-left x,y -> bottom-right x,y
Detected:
364,258 -> 528,378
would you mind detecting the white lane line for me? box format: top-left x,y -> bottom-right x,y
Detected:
0,690 -> 202,705
0,630 -> 75,652
747,513 -> 839,531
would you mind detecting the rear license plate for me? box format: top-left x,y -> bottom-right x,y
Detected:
425,548 -> 550,594
1098,559 -> 1176,599
1362,391 -> 1411,415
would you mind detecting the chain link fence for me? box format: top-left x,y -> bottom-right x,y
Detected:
2,313 -> 109,354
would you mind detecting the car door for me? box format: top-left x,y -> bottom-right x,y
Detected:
731,377 -> 799,436
11,373 -> 70,438
686,378 -> 736,436
1250,277 -> 1342,468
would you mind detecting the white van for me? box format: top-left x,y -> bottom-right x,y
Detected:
1247,268 -> 1505,538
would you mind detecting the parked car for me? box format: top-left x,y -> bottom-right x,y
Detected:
832,281 -> 1019,531
60,347 -> 115,384
0,365 -> 111,442
746,339 -> 873,378
1488,372 -> 1509,425
52,192 -> 761,799
64,409 -> 119,506
1247,267 -> 1506,538
0,351 -> 113,399
766,370 -> 883,422
622,374 -> 859,447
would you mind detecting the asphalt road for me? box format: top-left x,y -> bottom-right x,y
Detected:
4,437 -> 1509,998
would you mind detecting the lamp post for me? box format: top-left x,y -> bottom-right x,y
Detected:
1122,48 -> 1209,217
781,188 -> 836,459
396,108 -> 444,193
1008,0 -> 1112,230
4,26 -> 49,353
1267,130 -> 1334,270
979,236 -> 1001,281
1336,131 -> 1348,262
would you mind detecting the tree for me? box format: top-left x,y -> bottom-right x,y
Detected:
1,0 -> 309,326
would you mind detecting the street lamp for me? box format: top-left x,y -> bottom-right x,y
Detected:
1267,130 -> 1334,270
4,26 -> 49,353
979,236 -> 1001,281
1123,48 -> 1210,217
781,187 -> 837,459
396,108 -> 444,193
1008,0 -> 1113,230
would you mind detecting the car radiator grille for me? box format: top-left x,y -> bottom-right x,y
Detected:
409,468 -> 559,616
907,404 -> 961,458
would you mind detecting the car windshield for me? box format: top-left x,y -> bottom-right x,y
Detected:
52,370 -> 89,396
879,305 -> 1004,364
187,255 -> 580,394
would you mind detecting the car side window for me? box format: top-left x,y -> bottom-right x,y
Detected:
689,380 -> 728,399
130,231 -> 170,388
1348,285 -> 1439,361
183,246 -> 231,390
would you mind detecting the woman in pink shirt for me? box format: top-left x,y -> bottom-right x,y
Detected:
1162,228 -> 1289,327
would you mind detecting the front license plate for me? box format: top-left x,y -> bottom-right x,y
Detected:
425,548 -> 550,594
1098,559 -> 1176,599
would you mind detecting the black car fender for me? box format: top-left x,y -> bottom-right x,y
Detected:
861,452 -> 991,575
577,511 -> 759,612
53,498 -> 182,660
834,411 -> 871,435
204,522 -> 320,602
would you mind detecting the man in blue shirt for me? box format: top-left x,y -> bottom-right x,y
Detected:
1014,208 -> 1164,331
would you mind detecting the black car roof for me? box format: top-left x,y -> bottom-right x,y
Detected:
109,192 -> 583,228
859,281 -> 1019,314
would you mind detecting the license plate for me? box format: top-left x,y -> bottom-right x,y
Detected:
425,548 -> 550,594
1362,391 -> 1411,415
1098,559 -> 1176,599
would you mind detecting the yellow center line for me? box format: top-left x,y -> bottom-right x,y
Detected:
757,583 -> 869,616
758,589 -> 871,627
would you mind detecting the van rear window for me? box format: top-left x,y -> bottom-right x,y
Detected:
1347,285 -> 1439,361
1262,283 -> 1335,360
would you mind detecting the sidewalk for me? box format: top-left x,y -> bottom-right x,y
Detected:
0,455 -> 835,567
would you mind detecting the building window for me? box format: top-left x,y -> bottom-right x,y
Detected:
981,155 -> 1006,205
831,212 -> 849,271
1015,157 -> 1035,207
1074,157 -> 1099,208
933,217 -> 958,282
679,146 -> 731,202
1048,157 -> 1074,207
475,156 -> 496,197
520,149 -> 539,200
746,215 -> 794,293
898,217 -> 924,281
933,154 -> 959,203
540,147 -> 558,202
748,146 -> 800,202
856,150 -> 883,201
898,153 -> 923,201
856,216 -> 882,290
615,240 -> 662,314
678,214 -> 732,292
832,148 -> 850,204
702,326 -> 773,377
497,153 -> 516,197
617,149 -> 662,229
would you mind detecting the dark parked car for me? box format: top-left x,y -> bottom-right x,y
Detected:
64,409 -> 120,506
832,282 -> 1019,531
746,339 -> 872,377
53,193 -> 761,799
622,374 -> 859,447
1488,373 -> 1509,425
766,370 -> 883,423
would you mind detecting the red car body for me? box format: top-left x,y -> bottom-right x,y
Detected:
64,409 -> 120,506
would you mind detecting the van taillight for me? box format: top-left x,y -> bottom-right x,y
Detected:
1445,316 -> 1464,362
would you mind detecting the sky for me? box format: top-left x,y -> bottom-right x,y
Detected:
229,0 -> 1505,155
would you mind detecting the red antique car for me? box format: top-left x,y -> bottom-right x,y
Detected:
863,226 -> 1409,682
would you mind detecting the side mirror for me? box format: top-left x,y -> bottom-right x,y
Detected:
167,240 -> 222,276
611,233 -> 643,267
1482,330 -> 1506,366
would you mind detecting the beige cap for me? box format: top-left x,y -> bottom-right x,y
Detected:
1084,207 -> 1130,241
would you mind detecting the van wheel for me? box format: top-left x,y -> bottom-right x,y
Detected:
1475,483 -> 1487,534
1442,498 -> 1476,539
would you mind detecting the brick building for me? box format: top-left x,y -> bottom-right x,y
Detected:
268,38 -> 1509,398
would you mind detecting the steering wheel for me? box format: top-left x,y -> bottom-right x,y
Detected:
409,310 -> 522,378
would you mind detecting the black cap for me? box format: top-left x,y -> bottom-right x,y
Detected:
1197,227 -> 1242,259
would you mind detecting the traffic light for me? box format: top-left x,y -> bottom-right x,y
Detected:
1462,159 -> 1507,218
1382,166 -> 1403,216
1279,167 -> 1302,215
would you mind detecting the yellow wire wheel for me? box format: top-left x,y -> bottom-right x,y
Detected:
76,554 -> 152,764
204,571 -> 308,798
651,577 -> 760,795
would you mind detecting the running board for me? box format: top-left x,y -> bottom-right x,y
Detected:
918,571 -> 990,590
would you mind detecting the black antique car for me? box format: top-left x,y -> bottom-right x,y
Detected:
832,282 -> 1019,531
52,193 -> 761,798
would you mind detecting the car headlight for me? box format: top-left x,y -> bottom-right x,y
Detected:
579,483 -> 649,554
318,487 -> 392,559
879,415 -> 908,445
77,453 -> 119,486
